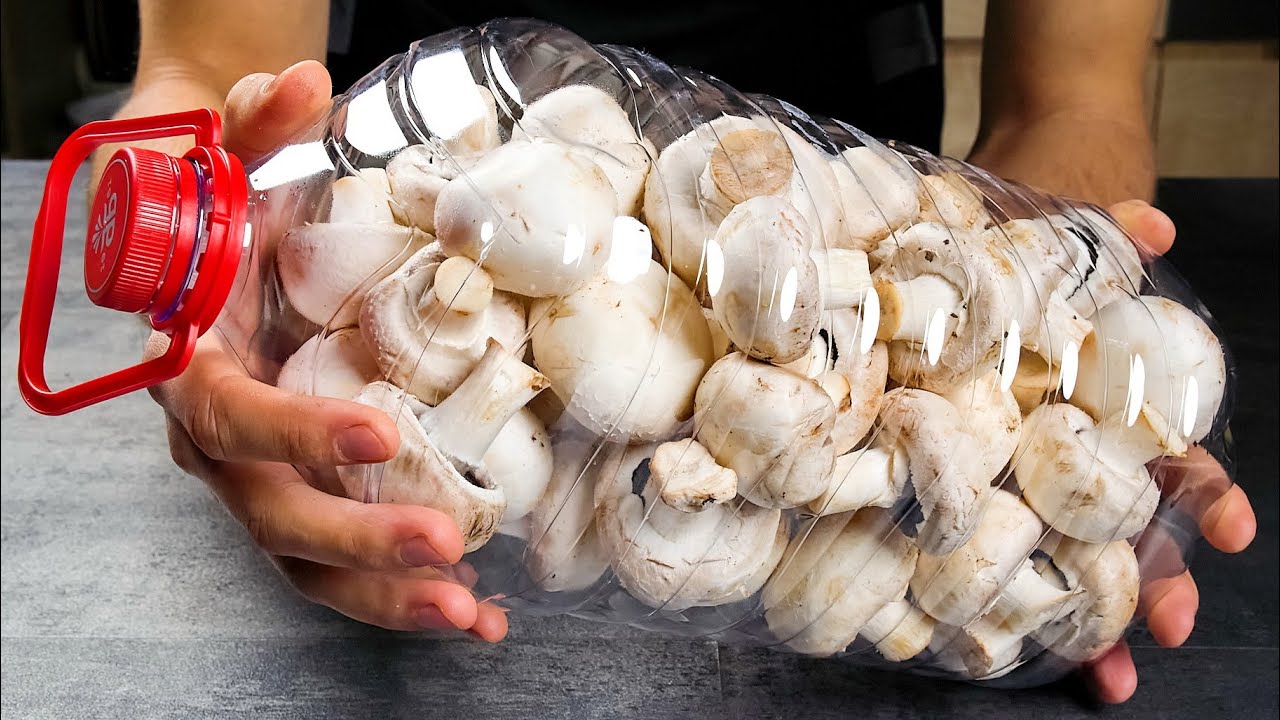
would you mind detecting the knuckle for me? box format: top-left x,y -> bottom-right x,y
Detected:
244,503 -> 285,555
187,377 -> 238,461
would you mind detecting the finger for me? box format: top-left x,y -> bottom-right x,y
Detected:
467,601 -> 510,643
279,557 -> 481,632
1107,199 -> 1176,256
1152,446 -> 1257,553
1139,570 -> 1199,647
1083,639 -> 1138,704
214,462 -> 465,570
223,60 -> 333,162
151,339 -> 398,466
1200,484 -> 1257,553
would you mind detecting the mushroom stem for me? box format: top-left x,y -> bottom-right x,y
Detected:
414,257 -> 494,345
806,445 -> 907,516
874,274 -> 963,344
1026,291 -> 1092,366
987,559 -> 1087,636
651,438 -> 738,513
861,599 -> 935,662
811,248 -> 872,310
934,617 -> 1024,679
1090,402 -> 1188,470
419,340 -> 549,470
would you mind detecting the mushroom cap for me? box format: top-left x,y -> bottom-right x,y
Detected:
360,244 -> 527,405
1014,403 -> 1162,543
709,195 -> 822,364
524,430 -> 612,593
874,221 -> 1021,393
910,489 -> 1044,627
276,327 -> 381,400
940,368 -> 1022,481
1047,207 -> 1145,316
915,171 -> 989,231
643,115 -> 766,292
830,145 -> 920,253
277,222 -> 431,328
1072,295 -> 1227,444
386,144 -> 453,233
511,84 -> 655,216
529,258 -> 714,441
327,168 -> 396,225
763,508 -> 918,656
1034,535 -> 1141,662
337,381 -> 505,553
484,407 -> 554,536
595,443 -> 787,610
434,138 -> 618,297
694,352 -> 836,509
876,387 -> 996,555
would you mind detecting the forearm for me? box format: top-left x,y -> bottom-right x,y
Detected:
967,0 -> 1160,207
966,109 -> 1155,206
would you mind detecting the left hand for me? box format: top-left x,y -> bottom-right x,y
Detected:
1079,200 -> 1258,703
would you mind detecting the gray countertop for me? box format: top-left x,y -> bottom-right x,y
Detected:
2,160 -> 1277,719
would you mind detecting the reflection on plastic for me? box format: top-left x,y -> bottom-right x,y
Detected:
343,80 -> 408,156
247,141 -> 334,191
1126,353 -> 1146,427
705,239 -> 725,298
411,50 -> 487,141
606,216 -> 653,283
1181,375 -> 1199,438
924,307 -> 947,366
1060,339 -> 1079,400
778,266 -> 799,322
486,45 -> 522,105
858,286 -> 880,354
561,223 -> 585,266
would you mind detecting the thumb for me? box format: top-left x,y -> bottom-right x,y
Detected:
223,60 -> 334,162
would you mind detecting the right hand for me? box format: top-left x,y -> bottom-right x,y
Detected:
143,60 -> 508,641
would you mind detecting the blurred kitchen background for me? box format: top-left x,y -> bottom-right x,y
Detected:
2,0 -> 1277,177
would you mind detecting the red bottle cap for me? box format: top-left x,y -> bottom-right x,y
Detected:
18,108 -> 248,416
84,148 -> 187,314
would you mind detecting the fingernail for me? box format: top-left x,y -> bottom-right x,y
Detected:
337,425 -> 388,463
400,535 -> 447,567
414,605 -> 452,630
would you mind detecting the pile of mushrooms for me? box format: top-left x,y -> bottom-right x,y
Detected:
270,82 -> 1230,681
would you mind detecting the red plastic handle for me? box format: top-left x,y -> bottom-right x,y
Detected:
18,109 -> 222,416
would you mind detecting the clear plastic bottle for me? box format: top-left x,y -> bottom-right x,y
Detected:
17,17 -> 1237,690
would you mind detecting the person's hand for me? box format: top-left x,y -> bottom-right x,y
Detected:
1078,200 -> 1257,703
145,60 -> 508,642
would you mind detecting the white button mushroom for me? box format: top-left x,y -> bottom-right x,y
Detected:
1071,294 -> 1228,445
763,508 -> 934,661
1013,402 -> 1185,543
825,308 -> 890,454
875,387 -> 997,555
708,196 -> 874,365
327,168 -> 397,225
483,407 -> 554,539
1031,535 -> 1141,662
693,351 -> 836,509
434,137 -> 618,297
939,368 -> 1022,482
360,245 -> 528,405
276,215 -> 431,329
529,258 -> 715,441
524,428 -> 613,593
910,490 -> 1087,649
648,438 -> 738,513
385,144 -> 453,233
594,441 -> 787,610
829,145 -> 921,254
915,171 -> 990,231
276,327 -> 381,400
337,340 -> 549,552
643,115 -> 844,295
872,221 -> 1022,393
511,84 -> 656,217
806,443 -> 909,517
